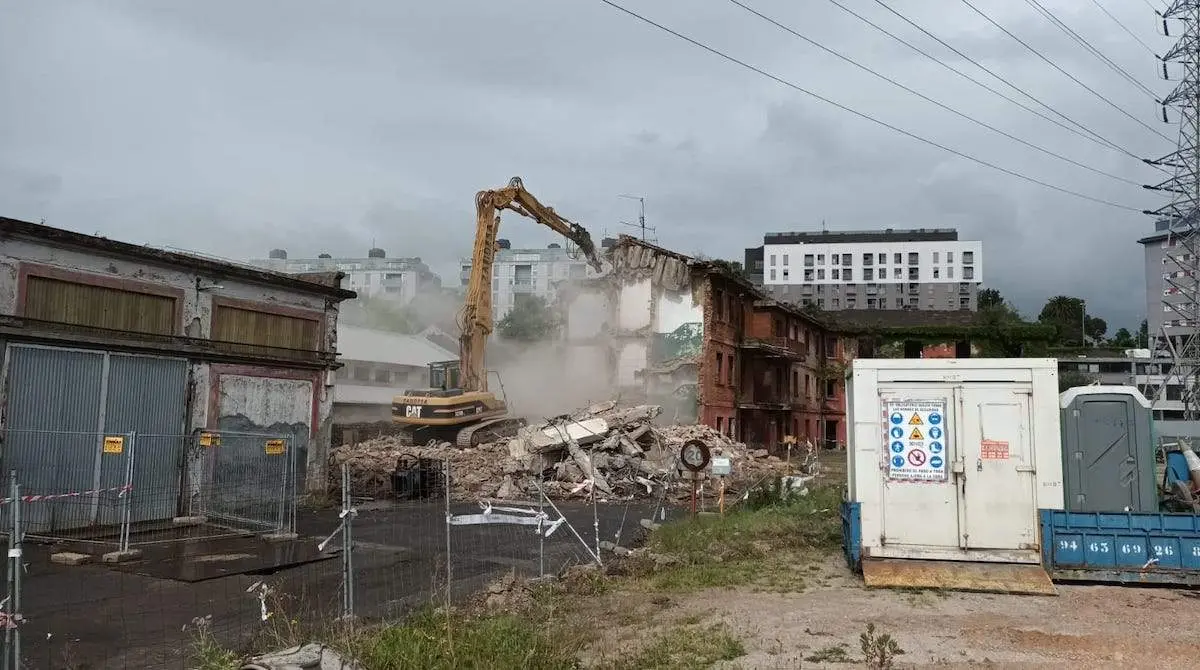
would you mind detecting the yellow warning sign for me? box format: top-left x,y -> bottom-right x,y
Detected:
264,439 -> 286,455
909,413 -> 924,425
909,427 -> 924,440
199,432 -> 221,448
102,436 -> 125,454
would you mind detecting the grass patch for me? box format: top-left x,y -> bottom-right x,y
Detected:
632,484 -> 842,592
805,642 -> 854,664
599,624 -> 746,670
344,609 -> 583,670
186,616 -> 241,670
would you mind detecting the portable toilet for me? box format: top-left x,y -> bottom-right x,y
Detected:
1059,385 -> 1155,513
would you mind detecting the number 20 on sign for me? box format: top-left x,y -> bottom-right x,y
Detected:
264,439 -> 286,455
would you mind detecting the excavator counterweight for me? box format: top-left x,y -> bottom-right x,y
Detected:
391,178 -> 603,447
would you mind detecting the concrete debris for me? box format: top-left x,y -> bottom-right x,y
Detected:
241,643 -> 362,670
329,402 -> 806,502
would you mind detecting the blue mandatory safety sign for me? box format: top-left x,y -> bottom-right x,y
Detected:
929,441 -> 943,454
891,455 -> 905,468
890,412 -> 904,425
891,441 -> 905,453
890,426 -> 904,439
929,426 -> 943,439
929,455 -> 943,469
928,412 -> 942,425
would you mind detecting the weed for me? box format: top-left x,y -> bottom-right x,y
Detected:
185,615 -> 241,670
600,624 -> 746,670
804,642 -> 854,664
860,623 -> 905,670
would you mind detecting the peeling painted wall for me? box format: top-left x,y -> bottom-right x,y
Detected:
215,372 -> 316,493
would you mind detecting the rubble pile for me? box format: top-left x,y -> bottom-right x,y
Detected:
329,400 -> 801,501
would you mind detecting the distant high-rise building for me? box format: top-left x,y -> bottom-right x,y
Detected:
744,228 -> 983,311
460,240 -> 596,319
249,248 -> 441,304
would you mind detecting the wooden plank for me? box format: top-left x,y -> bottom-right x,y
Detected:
862,558 -> 1057,596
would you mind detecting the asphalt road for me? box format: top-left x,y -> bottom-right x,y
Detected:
10,497 -> 664,669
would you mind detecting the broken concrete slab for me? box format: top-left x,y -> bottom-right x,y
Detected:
172,515 -> 206,525
261,532 -> 299,543
50,552 -> 92,566
101,549 -> 143,564
241,642 -> 363,670
527,418 -> 609,450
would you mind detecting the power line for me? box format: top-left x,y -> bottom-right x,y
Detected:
1090,0 -> 1160,56
871,0 -> 1133,157
826,0 -> 1154,165
592,0 -> 1142,212
725,0 -> 1143,186
960,0 -> 1174,143
1023,0 -> 1159,99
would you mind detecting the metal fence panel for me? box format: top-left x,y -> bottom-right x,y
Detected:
195,431 -> 296,534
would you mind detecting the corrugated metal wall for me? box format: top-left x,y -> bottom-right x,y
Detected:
1,344 -> 188,533
24,276 -> 176,335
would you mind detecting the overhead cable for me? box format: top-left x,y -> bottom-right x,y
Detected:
592,0 -> 1142,212
959,0 -> 1173,143
1090,0 -> 1160,56
725,0 -> 1145,186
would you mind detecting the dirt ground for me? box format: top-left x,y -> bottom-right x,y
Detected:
582,554 -> 1200,669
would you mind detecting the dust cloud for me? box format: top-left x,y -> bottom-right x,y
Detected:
486,337 -> 616,421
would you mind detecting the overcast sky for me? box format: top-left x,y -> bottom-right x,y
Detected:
0,0 -> 1177,331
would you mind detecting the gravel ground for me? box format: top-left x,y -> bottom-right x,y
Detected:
585,553 -> 1200,669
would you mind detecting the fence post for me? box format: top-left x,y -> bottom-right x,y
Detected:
340,464 -> 354,621
9,476 -> 21,669
538,487 -> 545,579
2,471 -> 13,670
443,459 -> 452,615
119,431 -> 136,554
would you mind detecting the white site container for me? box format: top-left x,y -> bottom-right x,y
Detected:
846,358 -> 1064,564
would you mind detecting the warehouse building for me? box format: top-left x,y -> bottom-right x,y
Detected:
0,217 -> 355,534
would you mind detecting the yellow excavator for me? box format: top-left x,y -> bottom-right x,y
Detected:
391,177 -> 604,446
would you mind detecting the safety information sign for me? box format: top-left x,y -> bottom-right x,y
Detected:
884,400 -> 948,482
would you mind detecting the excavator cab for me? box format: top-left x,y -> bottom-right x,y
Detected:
428,360 -> 462,394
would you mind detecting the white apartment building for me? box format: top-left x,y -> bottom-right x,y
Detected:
745,229 -> 983,311
249,248 -> 442,304
460,241 -> 594,319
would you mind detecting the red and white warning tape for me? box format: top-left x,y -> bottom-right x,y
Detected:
0,484 -> 132,505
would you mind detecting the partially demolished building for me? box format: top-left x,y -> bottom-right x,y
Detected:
559,236 -> 855,449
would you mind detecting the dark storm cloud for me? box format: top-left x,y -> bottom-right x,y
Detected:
0,0 -> 1172,329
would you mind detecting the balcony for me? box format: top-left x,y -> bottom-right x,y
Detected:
737,384 -> 790,410
511,279 -> 535,293
739,336 -> 806,359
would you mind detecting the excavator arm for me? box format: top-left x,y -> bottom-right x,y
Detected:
458,177 -> 603,394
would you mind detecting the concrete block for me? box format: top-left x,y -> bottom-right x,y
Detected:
172,515 -> 207,526
529,418 -> 609,450
50,552 -> 92,566
101,549 -> 143,564
262,532 -> 299,543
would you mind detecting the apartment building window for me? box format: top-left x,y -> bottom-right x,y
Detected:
832,298 -> 840,308
963,251 -> 974,264
846,297 -> 857,308
862,253 -> 873,266
963,266 -> 975,280
932,251 -> 940,263
825,379 -> 837,398
867,298 -> 877,308
817,254 -> 825,265
783,254 -> 790,266
893,253 -> 902,264
947,266 -> 954,278
716,352 -> 724,383
804,269 -> 814,281
959,282 -> 970,294
959,297 -> 970,310
803,254 -> 813,266
895,298 -> 904,308
727,358 -> 734,385
933,268 -> 940,279
817,298 -> 825,308
844,269 -> 853,281
878,268 -> 887,279
878,253 -> 886,264
832,269 -> 840,280
864,268 -> 874,281
947,251 -> 954,263
374,368 -> 391,383
769,254 -> 776,266
908,252 -> 919,265
908,297 -> 919,306
817,269 -> 825,280
782,269 -> 790,279
908,267 -> 919,280
842,253 -> 852,265
832,254 -> 840,266
769,269 -> 776,280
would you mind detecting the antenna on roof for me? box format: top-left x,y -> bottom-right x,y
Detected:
821,219 -> 827,233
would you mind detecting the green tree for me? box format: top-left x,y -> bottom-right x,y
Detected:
1085,315 -> 1107,343
978,287 -> 1004,310
496,294 -> 560,342
1109,327 -> 1135,348
1038,296 -> 1085,346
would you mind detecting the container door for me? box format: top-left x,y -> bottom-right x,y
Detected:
1070,397 -> 1139,512
878,389 -> 959,549
959,385 -> 1038,551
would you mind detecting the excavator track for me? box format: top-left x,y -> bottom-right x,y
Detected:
455,416 -> 528,447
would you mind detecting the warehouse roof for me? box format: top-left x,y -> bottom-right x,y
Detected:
0,216 -> 357,300
338,325 -> 457,368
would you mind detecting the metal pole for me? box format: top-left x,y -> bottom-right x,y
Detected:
11,478 -> 21,669
120,432 -> 136,553
538,485 -> 545,579
443,459 -> 452,613
3,472 -> 14,670
341,463 -> 353,620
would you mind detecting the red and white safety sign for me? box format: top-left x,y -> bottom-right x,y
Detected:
0,483 -> 132,505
